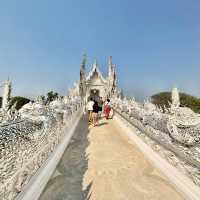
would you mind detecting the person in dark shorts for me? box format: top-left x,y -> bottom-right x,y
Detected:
92,101 -> 99,126
98,97 -> 104,119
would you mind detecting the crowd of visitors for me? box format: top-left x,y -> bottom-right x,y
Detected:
86,97 -> 112,126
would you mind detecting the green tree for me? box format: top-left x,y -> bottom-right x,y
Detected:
40,95 -> 46,101
46,91 -> 59,103
9,96 -> 30,110
151,92 -> 171,111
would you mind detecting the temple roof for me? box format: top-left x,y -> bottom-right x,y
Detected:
86,60 -> 107,84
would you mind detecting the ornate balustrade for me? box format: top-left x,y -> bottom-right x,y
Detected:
0,97 -> 82,200
112,96 -> 200,187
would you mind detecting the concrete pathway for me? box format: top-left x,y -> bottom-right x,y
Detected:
83,118 -> 184,200
40,116 -> 184,200
39,116 -> 90,200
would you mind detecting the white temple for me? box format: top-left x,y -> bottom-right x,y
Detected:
1,57 -> 200,200
79,55 -> 119,102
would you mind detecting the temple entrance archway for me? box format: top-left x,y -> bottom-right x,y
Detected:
88,89 -> 100,102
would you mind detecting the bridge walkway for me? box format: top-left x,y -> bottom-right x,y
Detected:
39,116 -> 184,200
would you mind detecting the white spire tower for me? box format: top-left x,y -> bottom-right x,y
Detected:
171,87 -> 180,109
92,59 -> 98,71
108,56 -> 113,78
2,79 -> 12,110
79,54 -> 87,99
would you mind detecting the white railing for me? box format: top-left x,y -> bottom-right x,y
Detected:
0,97 -> 83,200
112,96 -> 200,187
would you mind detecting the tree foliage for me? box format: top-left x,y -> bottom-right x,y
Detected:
9,96 -> 30,110
151,92 -> 200,113
46,91 -> 58,103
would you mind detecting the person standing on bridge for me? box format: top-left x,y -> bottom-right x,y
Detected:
104,99 -> 111,120
86,98 -> 94,124
92,100 -> 99,126
98,97 -> 104,119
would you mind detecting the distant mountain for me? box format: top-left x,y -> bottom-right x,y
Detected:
0,97 -> 2,108
151,92 -> 200,114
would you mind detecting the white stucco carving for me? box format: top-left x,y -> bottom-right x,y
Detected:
170,87 -> 180,113
0,91 -> 82,199
112,88 -> 200,187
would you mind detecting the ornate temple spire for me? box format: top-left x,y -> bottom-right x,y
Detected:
107,56 -> 118,97
113,64 -> 117,86
79,54 -> 87,99
80,53 -> 87,71
109,56 -> 112,66
108,56 -> 113,77
93,59 -> 98,71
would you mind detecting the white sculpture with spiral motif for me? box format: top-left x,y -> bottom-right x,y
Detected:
171,87 -> 180,112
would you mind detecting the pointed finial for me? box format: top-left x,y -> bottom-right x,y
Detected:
4,76 -> 11,85
109,56 -> 112,66
93,59 -> 98,70
94,59 -> 97,65
108,56 -> 113,77
82,53 -> 87,64
82,53 -> 87,63
80,53 -> 87,70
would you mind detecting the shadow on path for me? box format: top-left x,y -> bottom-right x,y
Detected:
39,116 -> 91,200
97,122 -> 108,127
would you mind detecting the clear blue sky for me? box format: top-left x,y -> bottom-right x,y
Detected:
0,0 -> 200,100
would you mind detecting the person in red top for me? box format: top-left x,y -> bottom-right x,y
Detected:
104,99 -> 111,120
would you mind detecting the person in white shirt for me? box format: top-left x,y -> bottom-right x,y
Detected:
86,98 -> 94,123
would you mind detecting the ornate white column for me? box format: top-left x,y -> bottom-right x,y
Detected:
171,87 -> 180,111
2,79 -> 12,110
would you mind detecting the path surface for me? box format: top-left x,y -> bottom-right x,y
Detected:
40,116 -> 184,200
39,116 -> 90,200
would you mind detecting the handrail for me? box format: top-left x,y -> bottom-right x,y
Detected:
114,111 -> 200,200
16,110 -> 83,200
114,108 -> 200,169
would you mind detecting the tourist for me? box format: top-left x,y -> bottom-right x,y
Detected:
92,100 -> 99,126
98,97 -> 104,119
86,98 -> 94,123
104,99 -> 111,119
104,99 -> 111,120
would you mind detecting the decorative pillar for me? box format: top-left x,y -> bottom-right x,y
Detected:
79,54 -> 87,113
171,87 -> 180,113
2,79 -> 12,110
